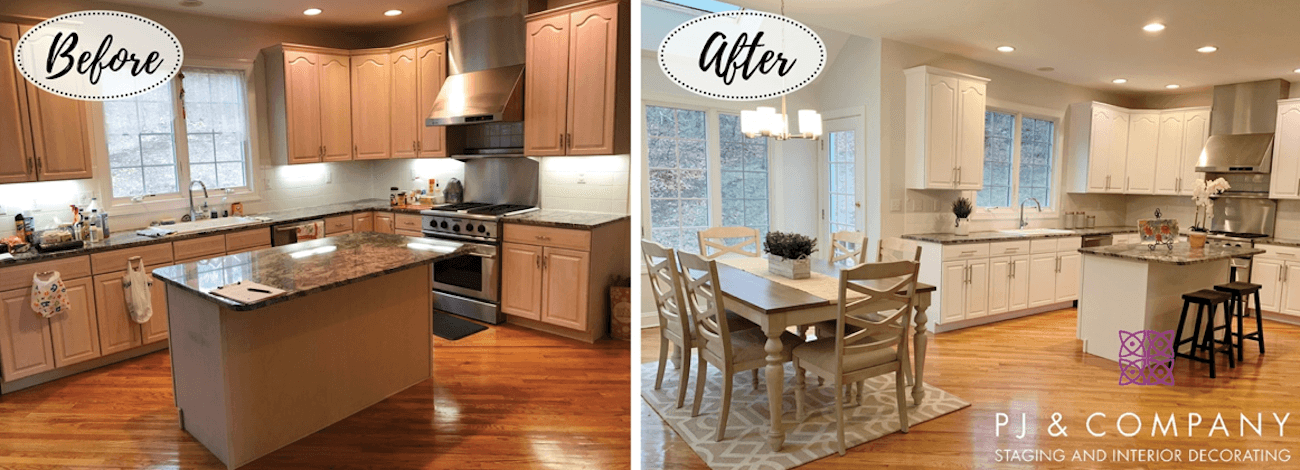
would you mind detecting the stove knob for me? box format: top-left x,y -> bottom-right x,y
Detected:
464,223 -> 475,233
452,224 -> 461,232
440,221 -> 448,229
477,225 -> 486,233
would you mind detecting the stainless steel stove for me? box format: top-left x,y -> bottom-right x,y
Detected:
1202,194 -> 1277,283
421,202 -> 537,243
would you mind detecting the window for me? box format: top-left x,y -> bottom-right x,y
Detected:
647,105 -> 709,253
718,113 -> 768,237
976,110 -> 1056,209
826,130 -> 856,235
104,66 -> 252,200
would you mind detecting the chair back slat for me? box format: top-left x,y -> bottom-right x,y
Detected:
832,260 -> 919,371
878,237 -> 922,263
677,251 -> 734,360
831,231 -> 868,266
698,226 -> 761,260
641,240 -> 692,339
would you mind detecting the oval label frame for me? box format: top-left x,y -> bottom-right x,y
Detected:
658,11 -> 825,101
14,10 -> 184,101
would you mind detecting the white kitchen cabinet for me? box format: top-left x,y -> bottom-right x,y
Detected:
1255,257 -> 1284,312
988,255 -> 1030,316
1069,103 -> 1208,195
1055,251 -> 1081,302
1153,112 -> 1185,195
1067,102 -> 1129,193
1027,252 -> 1058,307
1271,99 -> 1300,199
1179,110 -> 1210,194
1282,262 -> 1300,317
940,258 -> 988,322
1124,111 -> 1159,194
905,66 -> 990,190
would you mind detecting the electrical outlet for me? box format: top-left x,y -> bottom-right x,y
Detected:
326,168 -> 333,184
577,173 -> 587,184
890,199 -> 903,212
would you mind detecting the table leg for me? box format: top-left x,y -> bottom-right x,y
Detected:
765,328 -> 786,451
912,295 -> 931,405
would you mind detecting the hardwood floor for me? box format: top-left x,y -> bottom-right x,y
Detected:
642,308 -> 1300,469
0,322 -> 630,469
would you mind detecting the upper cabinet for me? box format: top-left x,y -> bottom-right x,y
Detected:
393,39 -> 455,159
265,45 -> 353,165
351,51 -> 391,160
904,66 -> 989,190
1124,111 -> 1159,194
1271,99 -> 1300,199
0,22 -> 93,184
1066,102 -> 1207,195
524,0 -> 629,156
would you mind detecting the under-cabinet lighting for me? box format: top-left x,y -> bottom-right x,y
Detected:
996,46 -> 1015,52
303,8 -> 323,15
1143,22 -> 1165,32
1197,46 -> 1218,53
1166,84 -> 1180,89
384,10 -> 403,16
1112,78 -> 1128,84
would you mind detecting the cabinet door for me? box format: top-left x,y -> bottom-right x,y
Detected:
1281,263 -> 1300,317
416,41 -> 447,157
1153,112 -> 1183,195
1054,252 -> 1081,302
0,23 -> 34,184
1179,110 -> 1210,195
284,50 -> 323,164
351,53 -> 390,160
353,212 -> 374,232
389,47 -> 419,159
319,53 -> 353,162
501,243 -> 543,320
0,287 -> 56,381
957,79 -> 986,189
48,277 -> 100,367
140,268 -> 169,344
964,259 -> 989,319
1008,255 -> 1031,311
541,247 -> 589,330
93,273 -> 143,355
926,75 -> 959,188
1106,111 -> 1129,193
1272,103 -> 1300,199
1255,258 -> 1284,312
1027,253 -> 1057,307
26,85 -> 93,181
1124,113 -> 1159,194
987,256 -> 1011,315
566,3 -> 619,156
1086,107 -> 1111,192
375,213 -> 395,234
524,14 -> 571,156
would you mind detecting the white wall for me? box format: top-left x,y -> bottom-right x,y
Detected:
539,155 -> 631,214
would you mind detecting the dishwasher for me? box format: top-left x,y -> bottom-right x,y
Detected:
1081,234 -> 1113,248
271,219 -> 326,246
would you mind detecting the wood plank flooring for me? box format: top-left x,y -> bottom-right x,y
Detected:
0,322 -> 630,469
642,308 -> 1300,469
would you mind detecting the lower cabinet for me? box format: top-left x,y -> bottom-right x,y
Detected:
375,212 -> 395,233
988,255 -> 1029,316
48,277 -> 100,366
1253,247 -> 1300,317
501,243 -> 543,320
353,211 -> 374,232
0,287 -> 58,380
1027,253 -> 1058,307
940,258 -> 988,322
923,236 -> 1082,329
93,273 -> 144,355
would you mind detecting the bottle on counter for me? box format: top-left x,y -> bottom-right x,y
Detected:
1064,212 -> 1075,229
390,187 -> 400,206
99,210 -> 111,239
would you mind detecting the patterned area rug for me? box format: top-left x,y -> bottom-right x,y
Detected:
641,361 -> 969,469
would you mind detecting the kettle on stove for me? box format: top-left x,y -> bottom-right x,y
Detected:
443,178 -> 464,204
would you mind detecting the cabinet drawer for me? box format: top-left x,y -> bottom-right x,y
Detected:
989,241 -> 1031,256
1030,239 -> 1059,254
504,224 -> 591,251
172,235 -> 227,262
324,215 -> 354,235
940,243 -> 988,261
0,256 -> 92,291
1258,244 -> 1300,260
395,213 -> 423,232
225,228 -> 271,252
395,229 -> 423,238
91,243 -> 173,275
1056,237 -> 1082,252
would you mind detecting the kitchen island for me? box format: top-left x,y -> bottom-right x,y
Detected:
151,233 -> 465,469
1076,243 -> 1264,361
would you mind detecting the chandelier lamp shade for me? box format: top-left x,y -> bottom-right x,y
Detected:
741,96 -> 822,140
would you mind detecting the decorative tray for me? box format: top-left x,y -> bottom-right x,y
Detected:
1137,218 -> 1179,251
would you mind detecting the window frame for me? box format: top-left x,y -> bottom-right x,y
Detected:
970,99 -> 1064,221
91,58 -> 262,216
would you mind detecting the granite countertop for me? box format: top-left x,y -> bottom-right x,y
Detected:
1078,243 -> 1265,265
504,209 -> 629,229
151,232 -> 465,311
903,226 -> 1138,245
1260,237 -> 1300,248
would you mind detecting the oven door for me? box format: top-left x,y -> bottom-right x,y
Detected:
430,241 -> 498,302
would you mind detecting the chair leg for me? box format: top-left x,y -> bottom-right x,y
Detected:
1236,294 -> 1245,363
670,344 -> 681,369
794,359 -> 806,422
896,367 -> 909,433
691,350 -> 707,417
751,369 -> 760,390
715,369 -> 734,442
676,343 -> 692,409
1255,291 -> 1266,355
1201,304 -> 1216,378
654,339 -> 669,390
859,380 -> 868,404
835,378 -> 846,456
1174,300 -> 1190,357
1222,303 -> 1235,370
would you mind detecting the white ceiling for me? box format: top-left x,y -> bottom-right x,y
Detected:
727,0 -> 1300,93
99,0 -> 453,30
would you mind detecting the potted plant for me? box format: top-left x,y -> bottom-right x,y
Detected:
952,197 -> 974,236
764,231 -> 816,279
1189,178 -> 1230,248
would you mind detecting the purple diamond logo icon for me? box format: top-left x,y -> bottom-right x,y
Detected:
1118,330 -> 1175,386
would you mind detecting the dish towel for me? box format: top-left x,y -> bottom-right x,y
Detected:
30,271 -> 71,318
296,221 -> 325,241
122,258 -> 153,323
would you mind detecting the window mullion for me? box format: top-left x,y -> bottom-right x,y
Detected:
173,75 -> 192,188
1010,113 -> 1023,206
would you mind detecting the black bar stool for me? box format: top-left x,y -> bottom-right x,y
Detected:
1214,282 -> 1265,362
1174,289 -> 1234,378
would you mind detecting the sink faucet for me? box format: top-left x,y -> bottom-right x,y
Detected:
1019,197 -> 1042,229
188,180 -> 209,221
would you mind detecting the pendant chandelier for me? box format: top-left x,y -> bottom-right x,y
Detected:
739,0 -> 822,141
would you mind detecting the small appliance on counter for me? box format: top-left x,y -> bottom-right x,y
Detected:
443,178 -> 464,204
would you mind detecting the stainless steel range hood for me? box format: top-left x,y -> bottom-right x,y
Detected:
425,0 -> 543,126
1195,79 -> 1291,173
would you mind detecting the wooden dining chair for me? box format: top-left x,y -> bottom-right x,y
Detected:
878,237 -> 922,263
698,226 -> 761,259
793,260 -> 919,456
678,251 -> 803,442
831,231 -> 869,266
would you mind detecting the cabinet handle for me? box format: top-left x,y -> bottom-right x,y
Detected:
1295,178 -> 1298,196
26,157 -> 34,174
567,133 -> 573,150
413,140 -> 417,152
1127,176 -> 1130,191
536,254 -> 541,268
354,145 -> 359,156
33,157 -> 40,175
957,167 -> 962,185
417,140 -> 422,152
559,133 -> 565,150
535,235 -> 551,241
542,255 -> 548,271
1056,256 -> 1062,273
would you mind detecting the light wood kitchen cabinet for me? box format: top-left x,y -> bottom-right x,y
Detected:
353,212 -> 374,232
389,47 -> 420,159
416,40 -> 450,157
93,273 -> 144,355
139,271 -> 169,344
264,45 -> 353,165
320,53 -> 353,162
352,51 -> 391,160
540,247 -> 590,330
525,0 -> 629,156
501,243 -> 544,320
47,277 -> 100,367
1124,111 -> 1159,194
905,66 -> 989,190
0,286 -> 57,381
375,212 -> 396,234
1271,99 -> 1300,199
324,215 -> 354,236
0,22 -> 35,185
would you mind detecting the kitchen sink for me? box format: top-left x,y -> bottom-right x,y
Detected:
165,216 -> 263,234
997,228 -> 1076,236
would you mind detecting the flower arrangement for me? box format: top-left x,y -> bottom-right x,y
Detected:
1190,178 -> 1230,230
951,197 -> 974,225
763,231 -> 816,260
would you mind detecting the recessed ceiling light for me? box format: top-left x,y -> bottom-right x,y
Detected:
1166,84 -> 1180,89
1294,68 -> 1300,73
1143,22 -> 1166,32
1112,78 -> 1128,84
1197,46 -> 1218,53
303,8 -> 322,15
996,45 -> 1015,52
1037,66 -> 1055,72
384,9 -> 403,16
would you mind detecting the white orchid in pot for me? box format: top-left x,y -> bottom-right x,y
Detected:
1189,177 -> 1230,248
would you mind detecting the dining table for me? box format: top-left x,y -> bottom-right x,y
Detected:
714,257 -> 936,452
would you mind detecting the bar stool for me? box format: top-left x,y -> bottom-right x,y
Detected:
1214,282 -> 1265,362
1174,289 -> 1234,378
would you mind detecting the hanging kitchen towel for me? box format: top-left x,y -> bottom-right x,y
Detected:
30,271 -> 71,318
296,221 -> 325,241
122,257 -> 153,323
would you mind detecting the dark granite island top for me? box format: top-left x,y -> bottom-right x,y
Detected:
1078,244 -> 1265,265
504,209 -> 630,229
152,232 -> 465,311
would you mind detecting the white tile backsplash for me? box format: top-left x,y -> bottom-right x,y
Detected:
539,155 -> 630,214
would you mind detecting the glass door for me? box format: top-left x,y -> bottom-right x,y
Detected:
819,117 -> 864,253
